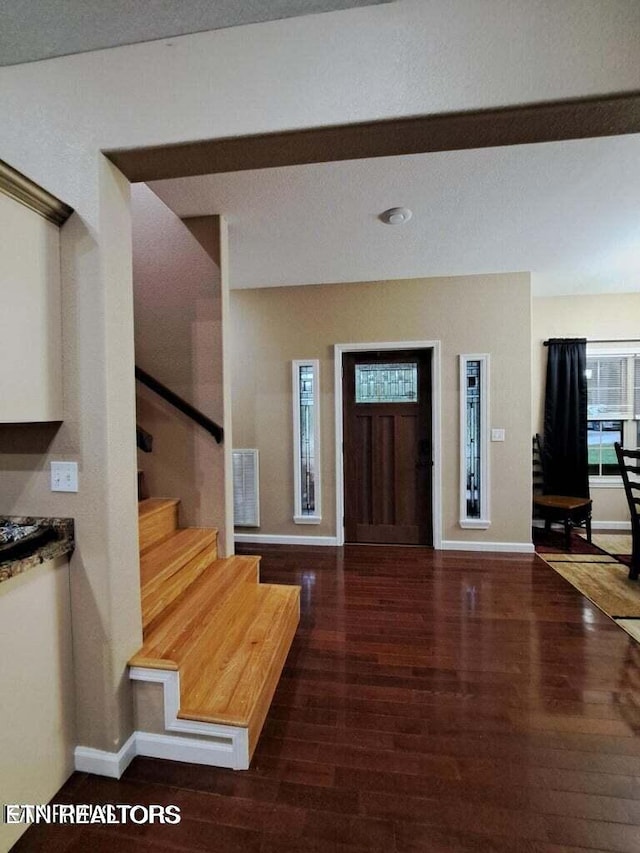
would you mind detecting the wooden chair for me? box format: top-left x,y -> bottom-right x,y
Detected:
613,442 -> 640,581
533,434 -> 592,550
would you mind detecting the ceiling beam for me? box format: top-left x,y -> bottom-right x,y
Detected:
106,91 -> 640,183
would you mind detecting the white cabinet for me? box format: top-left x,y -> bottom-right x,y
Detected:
0,162 -> 72,422
0,555 -> 76,852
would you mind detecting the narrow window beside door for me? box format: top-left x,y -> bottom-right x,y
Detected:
459,354 -> 490,529
292,360 -> 321,524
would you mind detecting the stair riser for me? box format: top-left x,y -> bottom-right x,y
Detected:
141,529 -> 217,589
143,544 -> 218,633
139,502 -> 179,553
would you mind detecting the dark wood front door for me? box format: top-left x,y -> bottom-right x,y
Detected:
343,350 -> 433,545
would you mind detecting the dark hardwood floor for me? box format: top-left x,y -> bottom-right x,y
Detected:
13,544 -> 640,852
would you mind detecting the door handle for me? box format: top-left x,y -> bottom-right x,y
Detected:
416,439 -> 432,469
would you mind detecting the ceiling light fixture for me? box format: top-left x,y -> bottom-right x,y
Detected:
379,207 -> 412,225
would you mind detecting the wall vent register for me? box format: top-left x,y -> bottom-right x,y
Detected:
232,449 -> 260,527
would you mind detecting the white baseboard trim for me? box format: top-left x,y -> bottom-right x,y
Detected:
441,540 -> 535,554
74,726 -> 250,778
74,732 -> 137,779
533,519 -> 631,531
135,731 -> 246,769
129,666 -> 250,769
235,533 -> 339,547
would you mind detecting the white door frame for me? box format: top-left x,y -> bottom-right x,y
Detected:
334,340 -> 442,549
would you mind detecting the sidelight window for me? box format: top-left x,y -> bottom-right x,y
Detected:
292,360 -> 321,524
459,354 -> 490,529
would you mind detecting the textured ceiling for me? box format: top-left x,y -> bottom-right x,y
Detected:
149,134 -> 640,296
0,0 -> 390,66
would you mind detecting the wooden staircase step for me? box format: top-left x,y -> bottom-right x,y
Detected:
177,580 -> 270,701
130,555 -> 261,670
179,584 -> 299,736
131,493 -> 300,769
141,528 -> 218,631
138,498 -> 180,553
140,527 -> 217,588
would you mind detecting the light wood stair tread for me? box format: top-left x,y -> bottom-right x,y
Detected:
140,527 -> 217,588
130,554 -> 261,669
179,583 -> 300,729
138,498 -> 180,519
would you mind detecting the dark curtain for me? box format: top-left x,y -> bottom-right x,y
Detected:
543,338 -> 590,498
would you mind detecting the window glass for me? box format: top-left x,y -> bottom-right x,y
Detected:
585,348 -> 640,479
465,360 -> 481,518
355,363 -> 417,403
459,354 -> 489,528
292,360 -> 321,523
298,364 -> 316,515
587,420 -> 622,476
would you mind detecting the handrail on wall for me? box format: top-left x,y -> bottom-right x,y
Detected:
136,424 -> 153,453
135,365 -> 224,444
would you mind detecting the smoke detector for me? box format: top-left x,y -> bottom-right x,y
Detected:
379,207 -> 413,225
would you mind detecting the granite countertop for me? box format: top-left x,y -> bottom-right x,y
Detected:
0,516 -> 74,584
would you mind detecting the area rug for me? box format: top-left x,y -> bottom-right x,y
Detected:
543,557 -> 640,618
579,532 -> 633,557
534,529 -> 640,641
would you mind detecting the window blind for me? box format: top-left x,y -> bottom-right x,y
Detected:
586,355 -> 636,420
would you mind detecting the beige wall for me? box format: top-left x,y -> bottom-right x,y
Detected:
0,160 -> 142,754
532,292 -> 640,523
0,557 -> 76,852
231,273 -> 532,546
133,188 -> 229,551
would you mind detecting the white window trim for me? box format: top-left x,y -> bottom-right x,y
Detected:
586,344 -> 639,486
292,359 -> 321,524
589,476 -> 623,489
459,354 -> 491,529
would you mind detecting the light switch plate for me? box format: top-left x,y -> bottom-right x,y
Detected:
51,461 -> 78,492
491,428 -> 506,442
